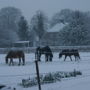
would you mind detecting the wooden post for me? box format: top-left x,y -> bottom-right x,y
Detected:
35,60 -> 41,90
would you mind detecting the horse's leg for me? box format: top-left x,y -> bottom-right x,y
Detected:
78,55 -> 80,60
75,55 -> 80,61
9,58 -> 13,66
35,53 -> 39,60
69,56 -> 72,61
22,57 -> 25,65
18,58 -> 21,66
39,55 -> 41,61
9,59 -> 11,66
47,55 -> 49,62
75,56 -> 77,61
45,55 -> 47,62
64,55 -> 67,61
49,56 -> 52,62
35,52 -> 37,60
5,57 -> 8,64
6,59 -> 8,64
77,56 -> 80,62
45,55 -> 48,62
12,59 -> 14,65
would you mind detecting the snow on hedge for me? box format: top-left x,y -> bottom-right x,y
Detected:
20,69 -> 82,88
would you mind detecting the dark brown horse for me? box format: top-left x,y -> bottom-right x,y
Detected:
59,49 -> 80,61
35,46 -> 53,62
5,50 -> 25,65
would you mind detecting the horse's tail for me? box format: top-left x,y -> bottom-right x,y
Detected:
49,52 -> 53,61
78,53 -> 80,59
50,52 -> 53,57
76,51 -> 80,60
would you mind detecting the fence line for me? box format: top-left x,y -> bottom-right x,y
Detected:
1,46 -> 90,53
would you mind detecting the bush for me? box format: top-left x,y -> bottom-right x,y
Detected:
20,70 -> 82,88
43,73 -> 55,84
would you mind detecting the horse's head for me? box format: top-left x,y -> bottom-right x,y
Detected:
5,51 -> 13,64
35,47 -> 42,61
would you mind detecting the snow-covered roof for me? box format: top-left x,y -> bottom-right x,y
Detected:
48,23 -> 66,32
14,41 -> 30,44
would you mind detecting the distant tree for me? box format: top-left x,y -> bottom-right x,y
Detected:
59,10 -> 89,45
18,16 -> 29,41
51,9 -> 73,26
30,10 -> 49,45
0,29 -> 19,47
0,7 -> 22,47
0,7 -> 22,32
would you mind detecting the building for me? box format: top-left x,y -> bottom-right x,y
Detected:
27,23 -> 66,47
12,41 -> 31,47
41,23 -> 65,46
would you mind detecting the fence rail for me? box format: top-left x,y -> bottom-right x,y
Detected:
0,46 -> 90,54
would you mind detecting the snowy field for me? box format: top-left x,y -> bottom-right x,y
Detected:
0,52 -> 90,90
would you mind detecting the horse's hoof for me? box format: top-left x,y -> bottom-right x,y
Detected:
22,64 -> 25,65
45,61 -> 48,62
38,60 -> 41,62
18,64 -> 20,66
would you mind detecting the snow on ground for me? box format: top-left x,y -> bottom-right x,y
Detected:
0,52 -> 90,90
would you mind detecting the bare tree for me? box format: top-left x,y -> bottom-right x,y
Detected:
18,16 -> 29,41
0,7 -> 22,47
30,10 -> 49,45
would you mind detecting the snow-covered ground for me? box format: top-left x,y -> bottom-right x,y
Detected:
0,52 -> 90,90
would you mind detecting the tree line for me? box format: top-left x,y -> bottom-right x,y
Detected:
0,7 -> 90,47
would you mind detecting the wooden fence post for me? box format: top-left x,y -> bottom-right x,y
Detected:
35,60 -> 41,90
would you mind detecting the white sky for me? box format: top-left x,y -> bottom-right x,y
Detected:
0,0 -> 90,20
